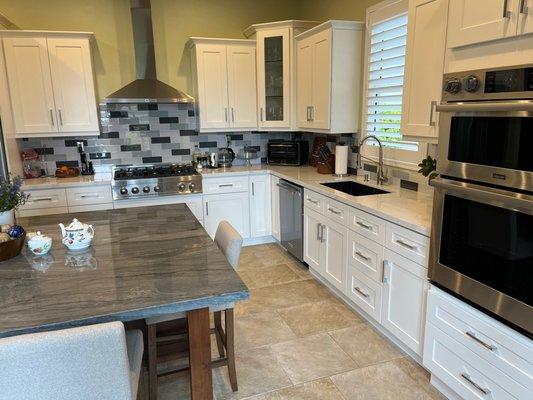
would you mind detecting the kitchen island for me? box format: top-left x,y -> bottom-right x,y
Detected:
0,203 -> 249,399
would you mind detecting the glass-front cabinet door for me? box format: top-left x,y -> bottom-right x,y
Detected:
256,28 -> 290,129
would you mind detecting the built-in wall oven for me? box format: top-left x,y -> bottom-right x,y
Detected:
430,64 -> 533,337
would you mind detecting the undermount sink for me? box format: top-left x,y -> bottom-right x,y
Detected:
320,181 -> 390,197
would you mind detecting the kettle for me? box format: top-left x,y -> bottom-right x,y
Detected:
218,147 -> 235,167
208,152 -> 218,168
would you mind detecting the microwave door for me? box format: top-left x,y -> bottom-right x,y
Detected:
429,177 -> 533,335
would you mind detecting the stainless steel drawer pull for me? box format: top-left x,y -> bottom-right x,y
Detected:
218,184 -> 234,188
80,194 -> 100,198
396,239 -> 416,250
460,373 -> 491,395
355,251 -> 370,261
356,221 -> 372,230
327,207 -> 341,215
32,197 -> 53,202
307,198 -> 319,204
465,331 -> 497,351
353,286 -> 369,298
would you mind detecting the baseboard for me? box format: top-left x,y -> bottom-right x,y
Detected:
243,235 -> 276,246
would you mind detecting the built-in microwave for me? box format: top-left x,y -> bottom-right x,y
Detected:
267,140 -> 309,166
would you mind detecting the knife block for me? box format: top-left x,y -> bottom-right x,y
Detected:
316,155 -> 336,174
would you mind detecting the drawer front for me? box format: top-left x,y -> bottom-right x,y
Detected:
346,265 -> 382,322
203,176 -> 249,194
385,222 -> 429,266
324,196 -> 349,225
347,230 -> 384,282
16,206 -> 67,218
424,323 -> 529,400
427,287 -> 533,390
66,185 -> 112,207
304,189 -> 325,213
348,208 -> 386,245
21,189 -> 67,210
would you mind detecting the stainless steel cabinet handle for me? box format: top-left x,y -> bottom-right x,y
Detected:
355,251 -> 370,261
49,109 -> 55,126
252,182 -> 255,196
503,0 -> 510,17
58,109 -> 63,125
32,197 -> 53,202
429,100 -> 436,126
353,286 -> 369,298
307,198 -> 319,204
306,106 -> 311,122
356,221 -> 372,230
465,331 -> 497,351
381,260 -> 388,283
319,224 -> 326,242
205,202 -> 209,215
520,0 -> 528,14
310,106 -> 315,121
460,373 -> 490,395
396,239 -> 416,250
224,108 -> 228,122
327,207 -> 341,215
219,184 -> 234,188
260,107 -> 264,122
231,107 -> 235,122
317,223 -> 322,241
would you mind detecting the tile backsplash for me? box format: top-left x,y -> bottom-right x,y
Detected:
19,103 -> 297,174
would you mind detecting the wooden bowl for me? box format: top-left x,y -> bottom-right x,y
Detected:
0,232 -> 26,262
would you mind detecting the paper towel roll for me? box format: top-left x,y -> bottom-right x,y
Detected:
335,144 -> 348,175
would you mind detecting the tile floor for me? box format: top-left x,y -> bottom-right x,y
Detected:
157,244 -> 444,400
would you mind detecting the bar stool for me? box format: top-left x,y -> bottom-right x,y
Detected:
0,322 -> 144,400
146,220 -> 243,399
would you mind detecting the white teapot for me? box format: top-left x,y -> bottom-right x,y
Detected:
59,218 -> 94,251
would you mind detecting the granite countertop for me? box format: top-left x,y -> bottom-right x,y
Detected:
22,173 -> 112,190
0,204 -> 249,338
202,165 -> 433,236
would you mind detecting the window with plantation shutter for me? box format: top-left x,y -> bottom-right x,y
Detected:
362,0 -> 426,168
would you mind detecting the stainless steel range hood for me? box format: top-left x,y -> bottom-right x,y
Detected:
104,0 -> 194,104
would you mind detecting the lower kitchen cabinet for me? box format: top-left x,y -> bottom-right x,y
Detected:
249,174 -> 271,238
382,248 -> 428,355
303,207 -> 322,271
271,175 -> 280,241
203,192 -> 250,239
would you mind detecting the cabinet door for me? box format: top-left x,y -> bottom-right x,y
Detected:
249,174 -> 271,237
271,175 -> 281,241
321,217 -> 346,292
447,0 -> 519,48
296,37 -> 313,129
382,249 -> 428,355
195,44 -> 230,130
227,45 -> 257,129
256,28 -> 290,129
518,0 -> 533,35
203,192 -> 250,239
310,29 -> 331,130
3,36 -> 57,134
47,37 -> 98,134
401,0 -> 448,139
303,208 -> 322,272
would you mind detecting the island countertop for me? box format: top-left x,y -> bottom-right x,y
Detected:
0,204 -> 249,338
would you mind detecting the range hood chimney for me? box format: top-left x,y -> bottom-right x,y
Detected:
104,0 -> 194,104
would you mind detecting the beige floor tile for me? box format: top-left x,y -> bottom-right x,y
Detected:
331,360 -> 434,400
329,324 -> 403,367
285,261 -> 313,281
278,300 -> 362,337
271,333 -> 357,384
157,373 -> 191,400
238,263 -> 303,289
392,358 -> 446,399
213,346 -> 292,400
247,378 -> 345,400
234,311 -> 296,351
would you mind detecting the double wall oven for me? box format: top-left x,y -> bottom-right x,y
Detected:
430,65 -> 533,337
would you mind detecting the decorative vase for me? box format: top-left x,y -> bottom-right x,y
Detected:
0,209 -> 15,226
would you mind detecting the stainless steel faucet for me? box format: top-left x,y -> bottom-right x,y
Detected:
357,135 -> 388,185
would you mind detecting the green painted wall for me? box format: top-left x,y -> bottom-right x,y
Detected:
0,0 -> 380,101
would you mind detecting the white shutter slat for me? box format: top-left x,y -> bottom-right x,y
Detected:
369,65 -> 404,80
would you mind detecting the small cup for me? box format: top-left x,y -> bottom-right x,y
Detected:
27,231 -> 52,256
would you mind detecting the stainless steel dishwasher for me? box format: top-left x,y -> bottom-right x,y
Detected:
278,179 -> 304,262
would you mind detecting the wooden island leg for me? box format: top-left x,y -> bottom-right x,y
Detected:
187,308 -> 213,400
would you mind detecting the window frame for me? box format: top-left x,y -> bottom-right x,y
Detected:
361,0 -> 427,171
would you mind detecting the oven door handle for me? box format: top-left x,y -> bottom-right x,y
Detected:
430,177 -> 533,211
436,101 -> 533,113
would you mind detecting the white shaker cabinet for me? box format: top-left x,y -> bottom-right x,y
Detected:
401,0 -> 449,141
295,20 -> 364,134
271,175 -> 281,241
320,217 -> 347,292
2,32 -> 98,137
382,249 -> 428,355
249,174 -> 271,238
189,38 -> 257,132
303,207 -> 323,271
203,192 -> 250,239
447,0 -> 527,48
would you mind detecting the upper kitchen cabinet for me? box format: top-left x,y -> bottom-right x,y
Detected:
447,0 -> 533,48
295,21 -> 364,134
243,20 -> 319,131
189,38 -> 257,132
1,31 -> 99,137
401,0 -> 449,141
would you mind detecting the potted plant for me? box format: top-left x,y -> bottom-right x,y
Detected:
0,176 -> 29,225
418,155 -> 438,182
